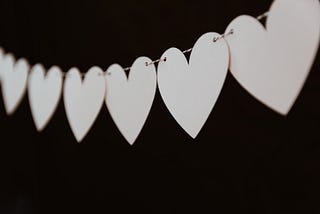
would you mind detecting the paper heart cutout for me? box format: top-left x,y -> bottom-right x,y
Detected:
64,67 -> 105,142
1,55 -> 29,115
105,57 -> 156,145
28,64 -> 63,131
225,0 -> 320,115
157,32 -> 229,138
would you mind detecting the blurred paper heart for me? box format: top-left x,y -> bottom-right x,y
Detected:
225,0 -> 320,115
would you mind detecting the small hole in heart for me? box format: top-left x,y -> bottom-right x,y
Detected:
163,57 -> 167,62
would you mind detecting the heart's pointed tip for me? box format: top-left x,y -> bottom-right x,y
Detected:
276,108 -> 290,116
6,107 -> 15,116
267,104 -> 291,116
35,124 -> 45,132
128,141 -> 135,146
76,139 -> 83,144
186,129 -> 200,139
126,136 -> 138,146
190,133 -> 198,139
75,134 -> 85,143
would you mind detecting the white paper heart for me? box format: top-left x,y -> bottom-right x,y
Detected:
1,55 -> 29,115
157,32 -> 229,138
105,57 -> 157,145
225,0 -> 320,115
64,67 -> 105,142
28,64 -> 63,131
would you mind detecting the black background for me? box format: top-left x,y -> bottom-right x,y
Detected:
0,0 -> 320,213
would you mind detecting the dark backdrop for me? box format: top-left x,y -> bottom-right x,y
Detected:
0,0 -> 319,214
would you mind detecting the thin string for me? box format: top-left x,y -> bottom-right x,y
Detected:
120,11 -> 269,72
8,11 -> 270,78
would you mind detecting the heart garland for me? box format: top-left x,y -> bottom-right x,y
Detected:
0,0 -> 319,144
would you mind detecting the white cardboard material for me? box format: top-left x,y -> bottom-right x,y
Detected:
0,48 -> 4,82
64,67 -> 105,142
157,32 -> 229,138
225,0 -> 320,115
105,57 -> 157,145
28,64 -> 63,131
1,55 -> 29,115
